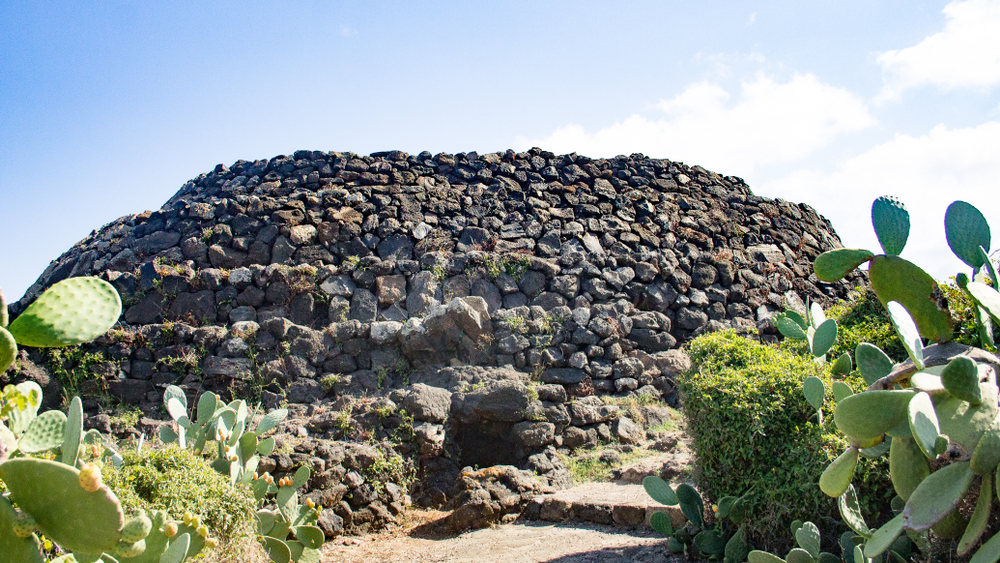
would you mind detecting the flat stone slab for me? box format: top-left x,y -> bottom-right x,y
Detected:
524,482 -> 687,529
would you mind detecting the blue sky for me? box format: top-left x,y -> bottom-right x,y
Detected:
2,1 -> 999,301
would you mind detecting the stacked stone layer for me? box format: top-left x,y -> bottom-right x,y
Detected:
8,148 -> 863,534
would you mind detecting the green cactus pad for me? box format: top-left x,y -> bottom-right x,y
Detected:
693,529 -> 726,555
121,513 -> 152,543
292,525 -> 324,549
902,461 -> 974,531
0,458 -> 124,553
972,531 -> 1000,563
256,408 -> 288,436
159,533 -> 191,563
0,326 -> 16,374
967,281 -> 1000,325
945,201 -> 991,268
887,301 -> 925,370
864,513 -> 904,558
292,465 -> 311,489
869,256 -> 952,343
803,377 -> 825,411
748,551 -> 785,563
0,496 -> 44,563
675,484 -> 704,528
971,414 -> 1000,475
262,536 -> 291,563
258,436 -> 276,456
908,392 -> 941,458
776,316 -> 807,340
642,475 -> 678,506
62,396 -> 84,466
809,301 -> 826,328
811,319 -> 837,357
820,447 -> 859,497
18,409 -> 67,453
649,511 -> 674,536
957,475 -> 992,556
7,277 -> 122,347
871,196 -> 910,256
890,436 -> 930,501
832,381 -> 853,403
785,548 -> 813,563
910,370 -> 945,394
835,390 -> 916,441
795,521 -> 821,559
855,343 -> 894,386
837,485 -> 871,538
941,356 -> 982,404
831,352 -> 852,376
814,249 -> 875,282
937,384 -> 999,452
0,287 -> 8,328
979,246 -> 999,290
725,527 -> 749,563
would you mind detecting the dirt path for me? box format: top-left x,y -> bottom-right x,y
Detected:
320,510 -> 683,563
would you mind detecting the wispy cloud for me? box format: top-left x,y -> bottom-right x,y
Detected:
340,25 -> 358,38
747,12 -> 756,26
877,0 -> 1000,101
515,73 -> 874,176
762,121 -> 1000,280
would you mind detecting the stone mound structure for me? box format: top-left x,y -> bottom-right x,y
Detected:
6,148 -> 863,536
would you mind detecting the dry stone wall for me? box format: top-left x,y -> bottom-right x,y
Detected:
7,148 -> 864,534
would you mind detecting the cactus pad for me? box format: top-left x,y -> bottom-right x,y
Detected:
864,513 -> 904,557
835,390 -> 916,441
936,384 -> 999,452
872,196 -> 910,255
941,356 -> 982,404
967,281 -> 1000,325
832,381 -> 853,403
0,326 -> 16,375
0,287 -> 8,328
957,475 -> 992,556
17,409 -> 67,454
837,485 -> 871,538
675,484 -> 704,528
811,319 -> 838,357
887,301 -> 925,369
642,475 -> 678,506
795,521 -> 821,559
945,201 -> 991,268
902,461 -> 973,531
693,529 -> 726,556
262,536 -> 291,563
831,352 -> 852,376
813,248 -> 874,282
820,446 -> 859,497
855,343 -> 894,386
776,316 -> 807,340
907,392 -> 941,458
0,497 -> 44,563
649,511 -> 674,536
971,414 -> 1000,475
7,277 -> 122,347
0,458 -> 124,553
748,551 -> 784,563
869,256 -> 953,343
803,377 -> 826,411
890,436 -> 930,501
62,396 -> 84,466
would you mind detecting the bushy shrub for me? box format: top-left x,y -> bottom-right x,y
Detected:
680,331 -> 893,551
104,444 -> 257,544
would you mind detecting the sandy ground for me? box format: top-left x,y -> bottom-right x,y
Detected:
320,509 -> 684,563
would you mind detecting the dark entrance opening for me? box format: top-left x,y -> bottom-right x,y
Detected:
454,421 -> 520,468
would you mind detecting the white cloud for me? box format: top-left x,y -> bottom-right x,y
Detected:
515,74 -> 875,176
877,0 -> 1000,100
747,12 -> 756,26
760,121 -> 1000,281
340,25 -> 358,37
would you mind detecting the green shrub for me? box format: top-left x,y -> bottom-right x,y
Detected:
680,331 -> 893,551
104,444 -> 257,543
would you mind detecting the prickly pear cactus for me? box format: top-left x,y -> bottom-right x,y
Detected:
871,195 -> 910,256
6,277 -> 122,347
816,197 -> 1000,562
